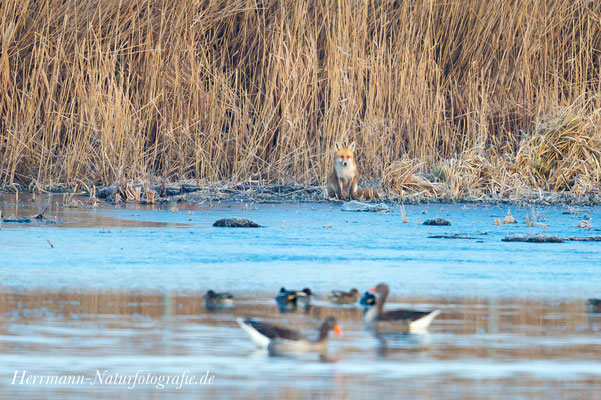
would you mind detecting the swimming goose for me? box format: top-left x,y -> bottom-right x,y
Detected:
328,288 -> 359,304
275,287 -> 312,306
364,283 -> 440,333
237,317 -> 342,354
204,290 -> 234,309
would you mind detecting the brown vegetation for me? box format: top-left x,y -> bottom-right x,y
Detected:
1,0 -> 600,201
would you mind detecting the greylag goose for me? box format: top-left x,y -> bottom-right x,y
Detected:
275,287 -> 312,306
204,290 -> 234,309
237,317 -> 342,354
364,284 -> 440,333
328,288 -> 359,304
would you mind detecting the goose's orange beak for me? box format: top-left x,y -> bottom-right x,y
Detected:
333,324 -> 343,337
368,286 -> 377,293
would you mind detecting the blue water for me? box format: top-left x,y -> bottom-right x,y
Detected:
2,195 -> 601,399
1,198 -> 600,298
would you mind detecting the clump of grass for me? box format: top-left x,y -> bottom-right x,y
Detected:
382,157 -> 440,199
517,105 -> 601,192
436,148 -> 495,200
503,210 -> 516,224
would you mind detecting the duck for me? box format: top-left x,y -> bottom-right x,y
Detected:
237,317 -> 342,354
275,287 -> 312,307
359,291 -> 376,307
364,283 -> 440,333
328,288 -> 359,304
204,290 -> 234,309
588,298 -> 601,313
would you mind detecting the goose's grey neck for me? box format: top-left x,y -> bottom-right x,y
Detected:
376,286 -> 388,314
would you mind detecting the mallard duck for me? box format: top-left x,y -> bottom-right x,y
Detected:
204,290 -> 234,309
275,287 -> 312,306
328,288 -> 359,304
237,317 -> 342,354
359,291 -> 376,307
588,298 -> 601,313
364,283 -> 440,333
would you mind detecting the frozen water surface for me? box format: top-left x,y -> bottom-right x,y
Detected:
1,193 -> 600,398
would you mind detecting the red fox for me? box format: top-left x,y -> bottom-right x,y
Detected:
327,142 -> 379,200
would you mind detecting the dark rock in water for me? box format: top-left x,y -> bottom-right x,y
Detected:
1,216 -> 32,223
423,218 -> 451,226
502,234 -> 564,243
504,234 -> 601,243
569,236 -> 601,241
428,234 -> 476,239
213,218 -> 261,228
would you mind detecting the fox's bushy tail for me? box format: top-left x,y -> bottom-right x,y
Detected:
355,187 -> 380,200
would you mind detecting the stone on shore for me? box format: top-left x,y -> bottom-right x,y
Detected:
341,200 -> 390,213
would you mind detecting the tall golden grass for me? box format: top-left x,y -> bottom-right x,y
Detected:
1,0 -> 600,198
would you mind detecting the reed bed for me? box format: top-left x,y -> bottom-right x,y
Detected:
1,0 -> 600,201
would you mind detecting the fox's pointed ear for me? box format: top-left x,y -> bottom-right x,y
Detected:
334,142 -> 341,151
349,141 -> 356,151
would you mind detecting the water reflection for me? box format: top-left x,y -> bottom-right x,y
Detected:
277,303 -> 314,314
1,290 -> 601,398
0,192 -> 190,228
375,333 -> 433,357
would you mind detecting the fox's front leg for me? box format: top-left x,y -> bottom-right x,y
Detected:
349,176 -> 358,200
338,181 -> 344,200
327,180 -> 338,199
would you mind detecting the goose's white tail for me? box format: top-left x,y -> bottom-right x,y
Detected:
408,310 -> 441,333
237,318 -> 270,348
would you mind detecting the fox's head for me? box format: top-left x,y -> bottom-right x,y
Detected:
334,142 -> 356,167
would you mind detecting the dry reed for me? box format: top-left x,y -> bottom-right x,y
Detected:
1,0 -> 600,202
